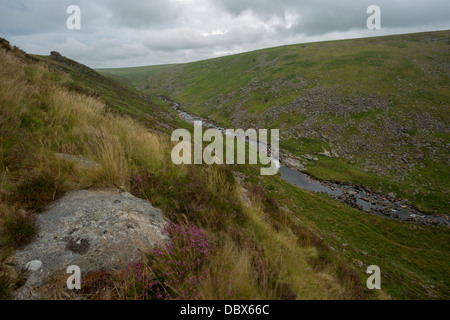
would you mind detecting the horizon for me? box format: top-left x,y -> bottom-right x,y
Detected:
94,29 -> 450,70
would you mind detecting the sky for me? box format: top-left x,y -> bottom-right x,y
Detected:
1,0 -> 449,68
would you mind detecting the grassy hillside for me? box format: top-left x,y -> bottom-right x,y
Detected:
0,38 -> 366,300
102,30 -> 450,215
1,36 -> 449,301
35,52 -> 188,134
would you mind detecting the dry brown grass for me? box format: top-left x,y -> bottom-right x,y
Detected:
0,45 -> 356,300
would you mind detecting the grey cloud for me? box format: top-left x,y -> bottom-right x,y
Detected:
212,0 -> 297,18
0,0 -> 449,68
0,1 -> 116,36
107,0 -> 182,29
213,0 -> 450,35
142,22 -> 267,52
0,0 -> 69,35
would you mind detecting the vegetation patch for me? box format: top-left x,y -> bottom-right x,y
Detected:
119,222 -> 214,300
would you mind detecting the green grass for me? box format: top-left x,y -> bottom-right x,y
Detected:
35,55 -> 181,135
237,163 -> 450,299
97,64 -> 178,88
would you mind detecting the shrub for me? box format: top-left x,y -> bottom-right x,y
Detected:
1,210 -> 37,247
130,167 -> 245,230
121,223 -> 214,300
0,273 -> 11,300
14,171 -> 65,212
81,270 -> 116,300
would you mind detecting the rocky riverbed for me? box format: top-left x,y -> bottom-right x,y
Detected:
280,166 -> 449,227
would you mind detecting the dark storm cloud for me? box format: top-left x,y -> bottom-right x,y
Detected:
0,0 -> 449,68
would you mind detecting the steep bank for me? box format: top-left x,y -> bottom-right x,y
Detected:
0,38 -> 360,300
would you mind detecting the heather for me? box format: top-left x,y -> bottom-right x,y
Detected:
120,223 -> 214,300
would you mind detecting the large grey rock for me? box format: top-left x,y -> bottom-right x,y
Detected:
279,150 -> 307,171
13,189 -> 168,299
283,157 -> 307,171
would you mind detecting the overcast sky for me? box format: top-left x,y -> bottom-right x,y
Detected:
1,0 -> 449,68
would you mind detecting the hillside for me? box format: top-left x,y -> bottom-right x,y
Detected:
0,36 -> 449,300
34,51 -> 188,134
0,37 -> 362,300
102,30 -> 450,215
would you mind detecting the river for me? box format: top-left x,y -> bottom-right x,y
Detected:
160,95 -> 449,227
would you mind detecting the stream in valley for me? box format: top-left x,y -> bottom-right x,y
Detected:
160,96 -> 449,227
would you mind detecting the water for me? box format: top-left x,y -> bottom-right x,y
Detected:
279,166 -> 343,198
279,166 -> 382,211
279,163 -> 448,226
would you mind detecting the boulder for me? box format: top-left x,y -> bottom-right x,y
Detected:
13,189 -> 168,299
283,157 -> 307,171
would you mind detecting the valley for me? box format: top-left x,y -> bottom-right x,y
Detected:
164,94 -> 449,227
0,31 -> 448,301
100,30 -> 450,216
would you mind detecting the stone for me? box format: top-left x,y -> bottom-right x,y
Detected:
387,192 -> 396,199
331,150 -> 340,158
25,260 -> 42,272
13,189 -> 168,299
283,157 -> 306,171
50,51 -> 63,58
319,149 -> 332,157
